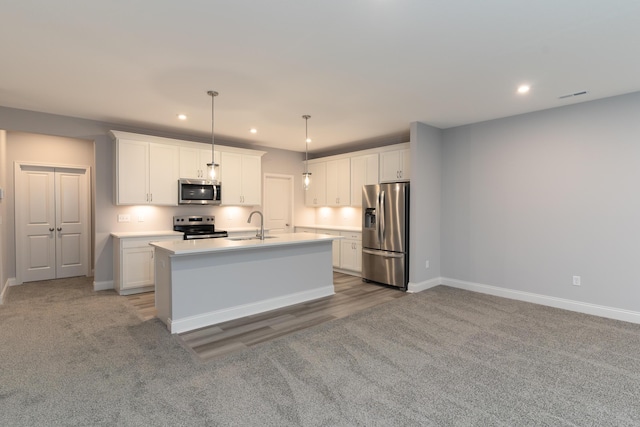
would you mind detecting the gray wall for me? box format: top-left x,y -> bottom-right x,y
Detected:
0,107 -> 310,287
409,122 -> 442,286
441,92 -> 640,311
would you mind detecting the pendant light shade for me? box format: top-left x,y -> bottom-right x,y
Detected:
302,114 -> 312,190
206,90 -> 219,181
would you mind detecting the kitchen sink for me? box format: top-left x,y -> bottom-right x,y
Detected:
227,236 -> 277,241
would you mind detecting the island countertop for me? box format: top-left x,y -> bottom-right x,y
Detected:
149,232 -> 342,256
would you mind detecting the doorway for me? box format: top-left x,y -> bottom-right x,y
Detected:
263,173 -> 294,234
15,163 -> 90,284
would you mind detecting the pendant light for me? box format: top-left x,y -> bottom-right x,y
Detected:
206,90 -> 219,181
302,114 -> 312,190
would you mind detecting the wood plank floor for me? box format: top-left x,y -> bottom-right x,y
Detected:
124,272 -> 406,361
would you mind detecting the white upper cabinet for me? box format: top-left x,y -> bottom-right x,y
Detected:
305,162 -> 327,206
179,146 -> 220,179
379,148 -> 410,182
112,130 -> 264,206
149,143 -> 180,205
116,138 -> 149,205
115,138 -> 179,205
220,151 -> 263,206
350,153 -> 379,206
326,158 -> 351,206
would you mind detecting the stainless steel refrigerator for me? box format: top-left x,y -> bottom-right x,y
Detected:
362,182 -> 409,289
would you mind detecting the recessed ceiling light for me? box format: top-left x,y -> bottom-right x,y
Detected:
249,128 -> 257,134
177,114 -> 187,120
517,85 -> 530,94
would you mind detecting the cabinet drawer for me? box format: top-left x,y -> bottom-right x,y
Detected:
121,235 -> 181,249
295,227 -> 317,234
340,231 -> 362,240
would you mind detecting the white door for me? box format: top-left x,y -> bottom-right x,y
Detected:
17,164 -> 89,283
263,174 -> 293,234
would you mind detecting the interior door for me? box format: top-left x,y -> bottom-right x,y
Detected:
19,166 -> 56,282
17,164 -> 89,283
55,168 -> 88,278
264,174 -> 293,234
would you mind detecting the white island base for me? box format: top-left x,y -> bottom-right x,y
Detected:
151,234 -> 337,334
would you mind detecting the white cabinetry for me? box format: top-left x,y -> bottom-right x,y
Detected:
113,233 -> 183,295
350,154 -> 379,206
326,158 -> 351,206
179,146 -> 220,179
379,148 -> 410,182
115,138 -> 179,205
339,231 -> 362,272
220,152 -> 262,205
295,227 -> 362,275
305,162 -> 327,206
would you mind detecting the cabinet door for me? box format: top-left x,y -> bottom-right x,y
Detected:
117,139 -> 149,205
240,154 -> 262,205
320,230 -> 341,268
149,143 -> 179,205
350,154 -> 379,207
305,162 -> 327,206
326,158 -> 350,206
399,149 -> 411,181
220,152 -> 243,204
340,239 -> 362,272
179,146 -> 201,179
122,247 -> 154,289
379,149 -> 410,182
379,150 -> 401,183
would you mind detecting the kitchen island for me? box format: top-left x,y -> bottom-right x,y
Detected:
150,233 -> 341,333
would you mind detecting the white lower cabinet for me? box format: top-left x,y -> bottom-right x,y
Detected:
113,234 -> 183,295
296,227 -> 362,275
339,231 -> 362,273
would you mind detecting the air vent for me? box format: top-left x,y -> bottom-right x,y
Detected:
559,91 -> 588,99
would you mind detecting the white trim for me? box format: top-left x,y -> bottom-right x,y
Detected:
93,280 -> 114,291
166,285 -> 335,334
442,277 -> 640,325
14,161 -> 92,284
407,277 -> 442,293
0,278 -> 16,304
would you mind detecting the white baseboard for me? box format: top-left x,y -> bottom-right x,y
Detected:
93,280 -> 114,291
167,285 -> 335,334
407,277 -> 443,293
441,277 -> 640,325
0,278 -> 15,304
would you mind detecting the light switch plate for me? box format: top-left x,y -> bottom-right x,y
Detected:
118,214 -> 131,223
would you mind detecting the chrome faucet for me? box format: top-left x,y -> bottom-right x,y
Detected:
247,210 -> 265,240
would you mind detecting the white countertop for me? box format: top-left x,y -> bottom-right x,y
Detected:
296,224 -> 362,232
110,230 -> 183,238
150,232 -> 342,256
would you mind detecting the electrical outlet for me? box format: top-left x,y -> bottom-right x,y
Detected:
117,214 -> 130,223
572,275 -> 581,286
425,260 -> 430,269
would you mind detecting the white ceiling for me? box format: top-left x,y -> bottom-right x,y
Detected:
1,1 -> 639,153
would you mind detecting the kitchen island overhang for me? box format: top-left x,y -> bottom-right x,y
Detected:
150,233 -> 342,334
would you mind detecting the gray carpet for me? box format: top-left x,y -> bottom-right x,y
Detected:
2,277 -> 640,426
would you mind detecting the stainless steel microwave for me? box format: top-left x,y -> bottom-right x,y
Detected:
178,178 -> 221,205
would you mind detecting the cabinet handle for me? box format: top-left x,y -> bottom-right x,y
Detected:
49,228 -> 54,232
150,193 -> 153,202
57,227 -> 62,231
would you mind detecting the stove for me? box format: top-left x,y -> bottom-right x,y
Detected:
173,215 -> 228,240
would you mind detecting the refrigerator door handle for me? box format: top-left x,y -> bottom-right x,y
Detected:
379,190 -> 385,242
362,248 -> 403,258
